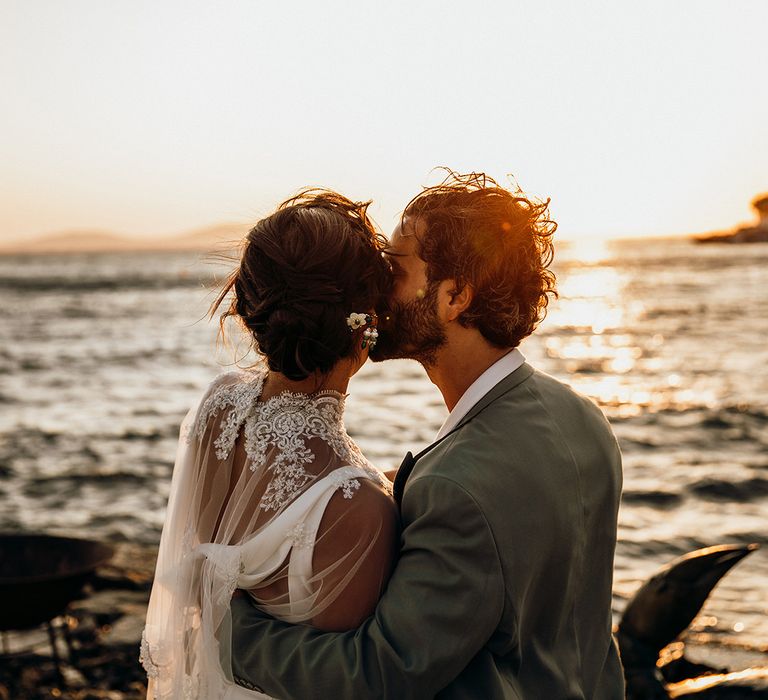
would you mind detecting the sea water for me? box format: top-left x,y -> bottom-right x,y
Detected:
1,238 -> 766,651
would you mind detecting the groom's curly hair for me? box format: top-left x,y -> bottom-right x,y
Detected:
403,169 -> 557,349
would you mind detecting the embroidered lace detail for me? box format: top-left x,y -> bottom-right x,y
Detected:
195,543 -> 242,594
140,629 -> 208,699
379,472 -> 393,495
285,522 -> 316,549
339,477 -> 361,499
193,370 -> 265,458
139,628 -> 160,679
192,368 -> 390,510
327,466 -> 366,499
181,524 -> 196,553
240,384 -> 366,512
180,417 -> 194,442
353,458 -> 391,494
243,390 -> 348,468
183,673 -> 200,699
222,554 -> 241,592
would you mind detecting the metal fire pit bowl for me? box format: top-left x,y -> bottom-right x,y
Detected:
0,533 -> 114,631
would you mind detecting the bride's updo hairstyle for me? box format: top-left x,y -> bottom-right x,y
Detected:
212,190 -> 391,381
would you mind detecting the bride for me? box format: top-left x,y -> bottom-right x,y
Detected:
140,190 -> 398,699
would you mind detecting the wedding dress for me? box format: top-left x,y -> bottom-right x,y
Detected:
140,366 -> 392,699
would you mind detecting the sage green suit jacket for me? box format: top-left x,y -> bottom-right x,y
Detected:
230,363 -> 625,699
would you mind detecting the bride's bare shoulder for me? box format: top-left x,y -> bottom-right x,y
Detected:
311,478 -> 399,630
316,477 -> 398,573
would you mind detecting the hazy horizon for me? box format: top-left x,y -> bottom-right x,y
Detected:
3,1 -> 767,243
0,213 -> 728,254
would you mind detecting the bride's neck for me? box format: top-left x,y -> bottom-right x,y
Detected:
260,360 -> 354,400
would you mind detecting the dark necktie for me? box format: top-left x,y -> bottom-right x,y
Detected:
393,451 -> 416,507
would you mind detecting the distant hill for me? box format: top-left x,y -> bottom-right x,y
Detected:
0,223 -> 251,254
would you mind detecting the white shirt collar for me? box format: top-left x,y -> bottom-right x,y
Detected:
435,348 -> 525,440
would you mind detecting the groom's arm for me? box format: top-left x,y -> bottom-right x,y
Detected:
230,474 -> 505,699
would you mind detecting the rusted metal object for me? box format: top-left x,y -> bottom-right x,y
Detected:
0,532 -> 114,683
0,533 -> 114,631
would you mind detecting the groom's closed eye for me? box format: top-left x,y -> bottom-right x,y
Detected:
389,259 -> 405,277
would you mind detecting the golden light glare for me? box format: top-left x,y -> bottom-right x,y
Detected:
543,248 -> 724,414
2,3 -> 767,243
666,669 -> 768,697
563,238 -> 611,265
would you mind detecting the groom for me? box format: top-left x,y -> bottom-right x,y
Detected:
230,172 -> 625,698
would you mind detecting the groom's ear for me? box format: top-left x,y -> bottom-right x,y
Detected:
444,281 -> 473,322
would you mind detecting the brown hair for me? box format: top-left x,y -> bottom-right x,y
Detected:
211,190 -> 391,380
403,170 -> 557,348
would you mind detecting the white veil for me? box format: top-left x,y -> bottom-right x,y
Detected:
141,367 -> 394,699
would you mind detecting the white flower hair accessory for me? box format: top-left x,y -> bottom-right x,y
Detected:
346,313 -> 368,330
346,312 -> 379,349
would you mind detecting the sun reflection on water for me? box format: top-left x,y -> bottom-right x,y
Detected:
544,239 -> 726,414
546,242 -> 645,407
559,237 -> 612,265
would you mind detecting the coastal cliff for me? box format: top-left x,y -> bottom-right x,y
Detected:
696,194 -> 768,243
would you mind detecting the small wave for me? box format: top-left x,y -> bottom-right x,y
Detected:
611,405 -> 768,437
621,490 -> 682,508
60,306 -> 100,319
617,536 -> 712,561
564,359 -> 606,374
700,415 -> 733,430
1,425 -> 177,444
2,428 -> 60,445
22,472 -> 149,498
19,358 -> 48,371
688,477 -> 768,502
720,531 -> 768,548
706,405 -> 767,425
0,275 -> 211,293
86,513 -> 146,530
121,429 -> 167,441
617,436 -> 663,450
643,305 -> 708,320
131,408 -> 162,417
655,404 -> 768,423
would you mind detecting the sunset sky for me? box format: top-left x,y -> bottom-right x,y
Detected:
2,1 -> 767,243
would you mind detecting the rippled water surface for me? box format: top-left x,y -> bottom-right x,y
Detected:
1,238 -> 766,649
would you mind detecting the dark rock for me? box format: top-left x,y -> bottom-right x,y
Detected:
0,542 -> 155,699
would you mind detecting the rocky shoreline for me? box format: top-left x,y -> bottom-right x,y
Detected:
1,542 -> 766,699
694,225 -> 768,244
0,542 -> 156,700
694,193 -> 768,244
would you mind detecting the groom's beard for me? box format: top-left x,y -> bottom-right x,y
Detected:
370,281 -> 447,367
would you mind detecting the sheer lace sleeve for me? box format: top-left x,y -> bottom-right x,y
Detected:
142,367 -> 397,699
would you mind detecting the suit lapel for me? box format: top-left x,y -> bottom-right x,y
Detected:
450,362 -> 534,432
392,362 -> 534,507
